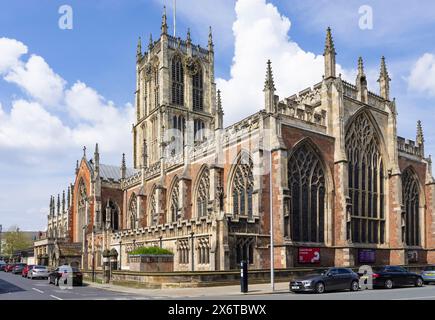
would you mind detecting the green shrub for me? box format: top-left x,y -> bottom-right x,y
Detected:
129,246 -> 173,255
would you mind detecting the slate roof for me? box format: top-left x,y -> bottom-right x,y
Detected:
87,160 -> 139,182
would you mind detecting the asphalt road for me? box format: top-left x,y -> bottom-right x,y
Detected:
2,270 -> 435,300
0,271 -> 150,300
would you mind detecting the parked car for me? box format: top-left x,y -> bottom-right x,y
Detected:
21,265 -> 34,277
27,265 -> 49,280
4,263 -> 16,272
48,265 -> 83,286
371,266 -> 424,289
0,261 -> 6,271
290,267 -> 360,294
421,266 -> 435,284
12,263 -> 27,274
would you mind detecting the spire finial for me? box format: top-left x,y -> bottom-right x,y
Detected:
187,28 -> 192,45
75,160 -> 79,174
121,153 -> 126,180
378,56 -> 391,100
358,57 -> 365,76
417,120 -> 424,145
148,33 -> 153,51
264,60 -> 276,91
83,146 -> 86,159
137,36 -> 142,58
324,26 -> 336,54
62,190 -> 66,213
161,6 -> 168,35
208,26 -> 214,51
57,194 -> 60,215
217,89 -> 223,112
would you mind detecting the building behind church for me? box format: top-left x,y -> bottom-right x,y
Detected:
40,10 -> 435,272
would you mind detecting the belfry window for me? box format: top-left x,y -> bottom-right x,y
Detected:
153,67 -> 159,108
287,143 -> 326,243
171,56 -> 184,106
231,154 -> 254,218
402,168 -> 420,246
196,168 -> 210,217
346,112 -> 385,244
192,68 -> 203,111
171,115 -> 185,155
194,119 -> 205,143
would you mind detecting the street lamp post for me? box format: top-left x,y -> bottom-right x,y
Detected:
269,149 -> 274,292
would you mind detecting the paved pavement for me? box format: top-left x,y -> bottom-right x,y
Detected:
2,270 -> 435,300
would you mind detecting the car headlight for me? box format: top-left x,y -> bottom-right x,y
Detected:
301,280 -> 312,287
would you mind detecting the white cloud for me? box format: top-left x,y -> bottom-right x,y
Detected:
4,55 -> 66,107
216,0 -> 349,125
408,53 -> 435,96
0,37 -> 28,74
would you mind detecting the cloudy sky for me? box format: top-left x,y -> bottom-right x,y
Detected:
0,0 -> 434,231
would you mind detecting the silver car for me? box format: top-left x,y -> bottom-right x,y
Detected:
421,266 -> 435,284
28,265 -> 49,279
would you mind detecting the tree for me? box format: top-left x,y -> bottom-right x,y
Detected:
3,226 -> 32,257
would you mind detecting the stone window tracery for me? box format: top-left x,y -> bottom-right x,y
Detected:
196,168 -> 210,217
402,168 -> 420,246
192,67 -> 203,111
171,56 -> 184,106
178,239 -> 189,264
287,143 -> 326,243
150,188 -> 158,226
197,238 -> 210,264
231,154 -> 254,218
346,112 -> 385,244
169,179 -> 180,222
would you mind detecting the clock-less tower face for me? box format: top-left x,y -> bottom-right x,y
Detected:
132,28 -> 217,169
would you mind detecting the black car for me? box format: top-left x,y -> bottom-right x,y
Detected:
370,266 -> 424,289
290,268 -> 360,294
48,266 -> 83,286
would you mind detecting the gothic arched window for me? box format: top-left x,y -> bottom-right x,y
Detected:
196,168 -> 210,217
287,143 -> 326,243
153,66 -> 159,108
77,179 -> 87,242
231,154 -> 254,218
192,68 -> 203,111
169,179 -> 180,222
128,193 -> 137,230
171,56 -> 184,106
194,119 -> 205,143
103,200 -> 120,231
346,112 -> 385,244
402,168 -> 420,246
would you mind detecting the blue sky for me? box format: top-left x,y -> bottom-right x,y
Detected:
0,0 -> 434,231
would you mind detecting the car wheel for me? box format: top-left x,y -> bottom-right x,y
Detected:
384,279 -> 394,289
351,280 -> 359,291
415,277 -> 424,287
315,282 -> 325,294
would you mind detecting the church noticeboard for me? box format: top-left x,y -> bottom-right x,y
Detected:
298,248 -> 320,264
358,249 -> 376,264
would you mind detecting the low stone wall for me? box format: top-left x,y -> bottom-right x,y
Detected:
83,265 -> 430,289
128,254 -> 174,272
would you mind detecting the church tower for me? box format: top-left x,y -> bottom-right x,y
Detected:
133,7 -> 217,169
